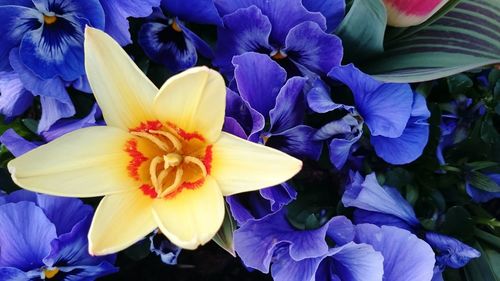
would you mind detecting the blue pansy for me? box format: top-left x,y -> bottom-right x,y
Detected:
342,172 -> 481,279
0,190 -> 117,280
149,230 -> 182,265
308,64 -> 430,169
138,0 -> 221,72
213,0 -> 343,78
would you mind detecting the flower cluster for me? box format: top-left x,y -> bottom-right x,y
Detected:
0,0 -> 498,281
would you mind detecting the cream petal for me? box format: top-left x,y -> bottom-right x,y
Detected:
211,132 -> 302,196
84,27 -> 158,130
153,67 -> 226,143
88,190 -> 156,255
8,126 -> 142,197
152,176 -> 225,249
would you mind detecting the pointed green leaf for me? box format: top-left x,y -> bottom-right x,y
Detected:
212,204 -> 237,257
468,171 -> 500,192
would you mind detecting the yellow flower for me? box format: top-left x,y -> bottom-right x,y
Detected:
7,27 -> 302,254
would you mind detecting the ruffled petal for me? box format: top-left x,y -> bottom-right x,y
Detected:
162,0 -> 221,25
0,129 -> 38,157
213,6 -> 272,77
302,0 -> 345,32
233,52 -> 286,117
211,132 -> 302,196
0,202 -> 56,270
425,232 -> 480,269
153,66 -> 226,143
0,71 -> 33,118
152,176 -> 225,249
8,126 -> 141,197
285,22 -> 343,75
89,190 -> 156,255
84,27 -> 157,130
269,76 -> 308,133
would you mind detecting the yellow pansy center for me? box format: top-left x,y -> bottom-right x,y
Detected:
171,20 -> 182,32
43,267 -> 59,279
125,121 -> 212,199
43,15 -> 57,25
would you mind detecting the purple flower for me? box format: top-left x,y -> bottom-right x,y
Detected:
0,190 -> 117,279
213,0 -> 343,78
465,173 -> 500,203
149,230 -> 181,265
138,0 -> 220,72
425,232 -> 480,269
308,64 -> 430,168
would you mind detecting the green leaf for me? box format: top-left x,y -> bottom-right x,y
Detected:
363,0 -> 500,82
475,229 -> 500,249
335,0 -> 386,61
447,74 -> 474,94
464,241 -> 499,281
212,204 -> 237,257
440,206 -> 474,239
465,161 -> 499,171
468,171 -> 500,192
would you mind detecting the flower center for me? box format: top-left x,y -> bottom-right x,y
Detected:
171,20 -> 182,32
270,49 -> 287,60
43,15 -> 57,25
43,267 -> 59,279
126,121 -> 212,199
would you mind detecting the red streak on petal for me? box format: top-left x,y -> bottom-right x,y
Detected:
130,120 -> 163,132
384,0 -> 445,16
124,139 -> 148,180
166,122 -> 205,142
140,184 -> 157,198
202,145 -> 213,175
164,178 -> 205,200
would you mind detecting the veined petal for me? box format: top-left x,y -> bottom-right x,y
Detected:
153,66 -> 226,143
211,132 -> 302,196
152,176 -> 225,249
84,27 -> 157,130
89,190 -> 156,255
8,126 -> 141,197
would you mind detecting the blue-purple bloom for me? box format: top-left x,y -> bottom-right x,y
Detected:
213,0 -> 343,78
0,190 -> 116,280
342,172 -> 481,279
308,64 -> 430,168
138,0 -> 220,72
234,209 -> 435,281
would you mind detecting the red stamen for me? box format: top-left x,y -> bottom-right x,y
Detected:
166,122 -> 205,142
202,145 -> 213,175
140,184 -> 157,198
124,139 -> 148,180
130,120 -> 163,132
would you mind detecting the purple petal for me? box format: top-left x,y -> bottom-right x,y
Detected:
0,129 -> 38,157
181,22 -> 214,59
285,21 -> 343,75
0,267 -> 32,280
271,249 -> 322,281
41,104 -> 101,142
465,174 -> 500,203
39,96 -> 76,133
214,0 -> 326,44
328,64 -> 413,138
162,0 -> 221,25
267,125 -> 323,160
328,137 -> 359,170
100,0 -> 160,45
306,79 -> 342,113
259,183 -> 297,212
302,0 -> 345,32
234,209 -> 329,272
233,52 -> 286,117
342,173 -> 420,227
316,242 -> 384,281
353,209 -> 415,231
355,224 -> 435,281
269,76 -> 307,133
425,232 -> 480,269
0,5 -> 39,71
222,117 -> 247,139
0,71 -> 33,119
0,202 -> 56,270
226,192 -> 273,225
225,88 -> 265,140
325,216 -> 355,246
214,6 -> 272,77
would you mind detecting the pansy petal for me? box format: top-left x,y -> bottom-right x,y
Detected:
213,6 -> 272,77
0,129 -> 38,157
152,176 -> 225,249
328,64 -> 413,137
211,132 -> 302,196
138,22 -> 198,72
100,0 -> 160,45
153,66 -> 225,143
302,0 -> 345,32
0,202 -> 56,270
267,125 -> 323,160
31,0 -> 104,28
271,250 -> 322,281
223,117 -> 247,139
0,5 -> 39,70
306,80 -> 342,113
285,21 -> 343,75
355,224 -> 435,281
0,267 -> 31,280
0,71 -> 33,118
162,0 -> 222,25
328,137 -> 359,170
84,27 -> 157,130
8,126 -> 141,197
425,232 -> 480,269
89,190 -> 156,255
269,76 -> 308,133
233,52 -> 287,117
39,95 -> 76,133
260,183 -> 297,212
